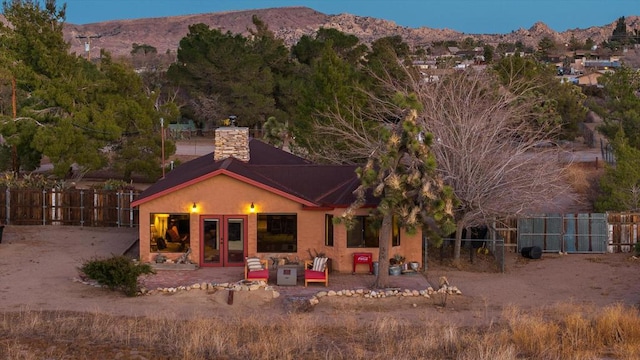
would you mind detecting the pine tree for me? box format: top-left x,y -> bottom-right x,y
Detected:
336,107 -> 455,288
0,0 -> 166,179
596,134 -> 640,211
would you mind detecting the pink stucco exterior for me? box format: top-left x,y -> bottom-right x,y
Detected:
137,173 -> 423,272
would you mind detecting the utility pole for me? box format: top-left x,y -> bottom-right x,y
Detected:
76,34 -> 102,61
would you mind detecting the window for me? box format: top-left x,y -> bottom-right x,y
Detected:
149,213 -> 190,253
325,214 -> 334,247
257,214 -> 297,252
347,216 -> 400,248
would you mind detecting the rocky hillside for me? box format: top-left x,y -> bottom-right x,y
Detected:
3,7 -> 639,58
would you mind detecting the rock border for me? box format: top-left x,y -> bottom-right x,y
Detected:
72,277 -> 462,306
308,285 -> 462,305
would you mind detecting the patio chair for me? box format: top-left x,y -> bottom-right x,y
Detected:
304,257 -> 329,287
245,257 -> 269,282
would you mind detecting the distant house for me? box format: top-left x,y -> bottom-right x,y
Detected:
577,71 -> 607,86
131,127 -> 423,271
412,59 -> 437,70
560,75 -> 579,85
583,57 -> 621,70
503,51 -> 527,58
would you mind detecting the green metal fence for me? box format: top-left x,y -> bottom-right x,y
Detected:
517,213 -> 609,254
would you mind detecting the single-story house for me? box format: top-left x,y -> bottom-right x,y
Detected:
577,71 -> 610,86
131,127 -> 423,272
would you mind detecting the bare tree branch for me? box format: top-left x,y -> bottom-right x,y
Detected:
308,95 -> 389,164
312,61 -> 574,263
401,69 -> 573,261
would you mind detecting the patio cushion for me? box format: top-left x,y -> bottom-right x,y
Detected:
312,257 -> 327,272
246,257 -> 263,271
247,268 -> 269,279
304,269 -> 326,280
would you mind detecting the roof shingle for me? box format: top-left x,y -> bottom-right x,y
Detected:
132,139 -> 369,208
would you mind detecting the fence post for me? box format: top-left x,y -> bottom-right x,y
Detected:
129,190 -> 134,228
5,188 -> 9,225
500,238 -> 505,273
42,189 -> 47,226
80,190 -> 84,228
93,190 -> 97,227
117,191 -> 121,227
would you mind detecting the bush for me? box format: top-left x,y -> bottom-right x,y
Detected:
79,255 -> 155,297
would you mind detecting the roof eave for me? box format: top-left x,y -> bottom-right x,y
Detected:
131,169 -> 319,208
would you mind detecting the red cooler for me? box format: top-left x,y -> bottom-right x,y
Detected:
352,252 -> 373,274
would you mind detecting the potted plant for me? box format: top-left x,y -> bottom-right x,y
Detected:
389,254 -> 405,276
390,254 -> 405,266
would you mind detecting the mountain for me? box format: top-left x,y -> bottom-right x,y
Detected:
63,7 -> 331,58
3,7 -> 639,58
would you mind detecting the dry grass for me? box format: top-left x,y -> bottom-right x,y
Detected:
2,302 -> 640,359
565,162 -> 598,193
565,161 -> 605,209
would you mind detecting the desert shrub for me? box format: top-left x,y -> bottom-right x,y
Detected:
91,179 -> 137,191
79,255 -> 154,296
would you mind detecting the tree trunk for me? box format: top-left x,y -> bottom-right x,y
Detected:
453,221 -> 465,266
373,214 -> 393,289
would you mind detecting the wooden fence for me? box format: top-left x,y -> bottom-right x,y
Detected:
607,212 -> 640,252
0,188 -> 140,227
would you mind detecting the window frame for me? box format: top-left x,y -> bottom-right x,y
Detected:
325,214 -> 334,247
149,212 -> 190,253
346,215 -> 400,248
256,213 -> 298,253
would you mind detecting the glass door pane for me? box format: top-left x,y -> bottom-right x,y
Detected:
226,218 -> 245,264
202,218 -> 220,265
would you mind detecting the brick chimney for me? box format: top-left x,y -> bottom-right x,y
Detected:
214,127 -> 250,162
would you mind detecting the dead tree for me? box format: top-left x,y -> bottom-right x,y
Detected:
407,70 -> 572,262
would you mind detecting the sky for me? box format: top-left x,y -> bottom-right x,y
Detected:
59,0 -> 639,34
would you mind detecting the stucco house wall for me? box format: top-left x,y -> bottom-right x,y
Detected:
138,172 -> 423,272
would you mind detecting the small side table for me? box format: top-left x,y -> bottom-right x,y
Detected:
277,264 -> 298,286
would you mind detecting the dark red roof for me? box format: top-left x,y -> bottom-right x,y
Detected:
132,139 -> 370,208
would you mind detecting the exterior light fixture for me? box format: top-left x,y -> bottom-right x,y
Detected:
250,202 -> 255,213
192,202 -> 197,212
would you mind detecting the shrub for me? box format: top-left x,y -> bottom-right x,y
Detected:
79,255 -> 155,297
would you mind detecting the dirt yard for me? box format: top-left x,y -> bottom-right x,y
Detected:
1,225 -> 639,328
